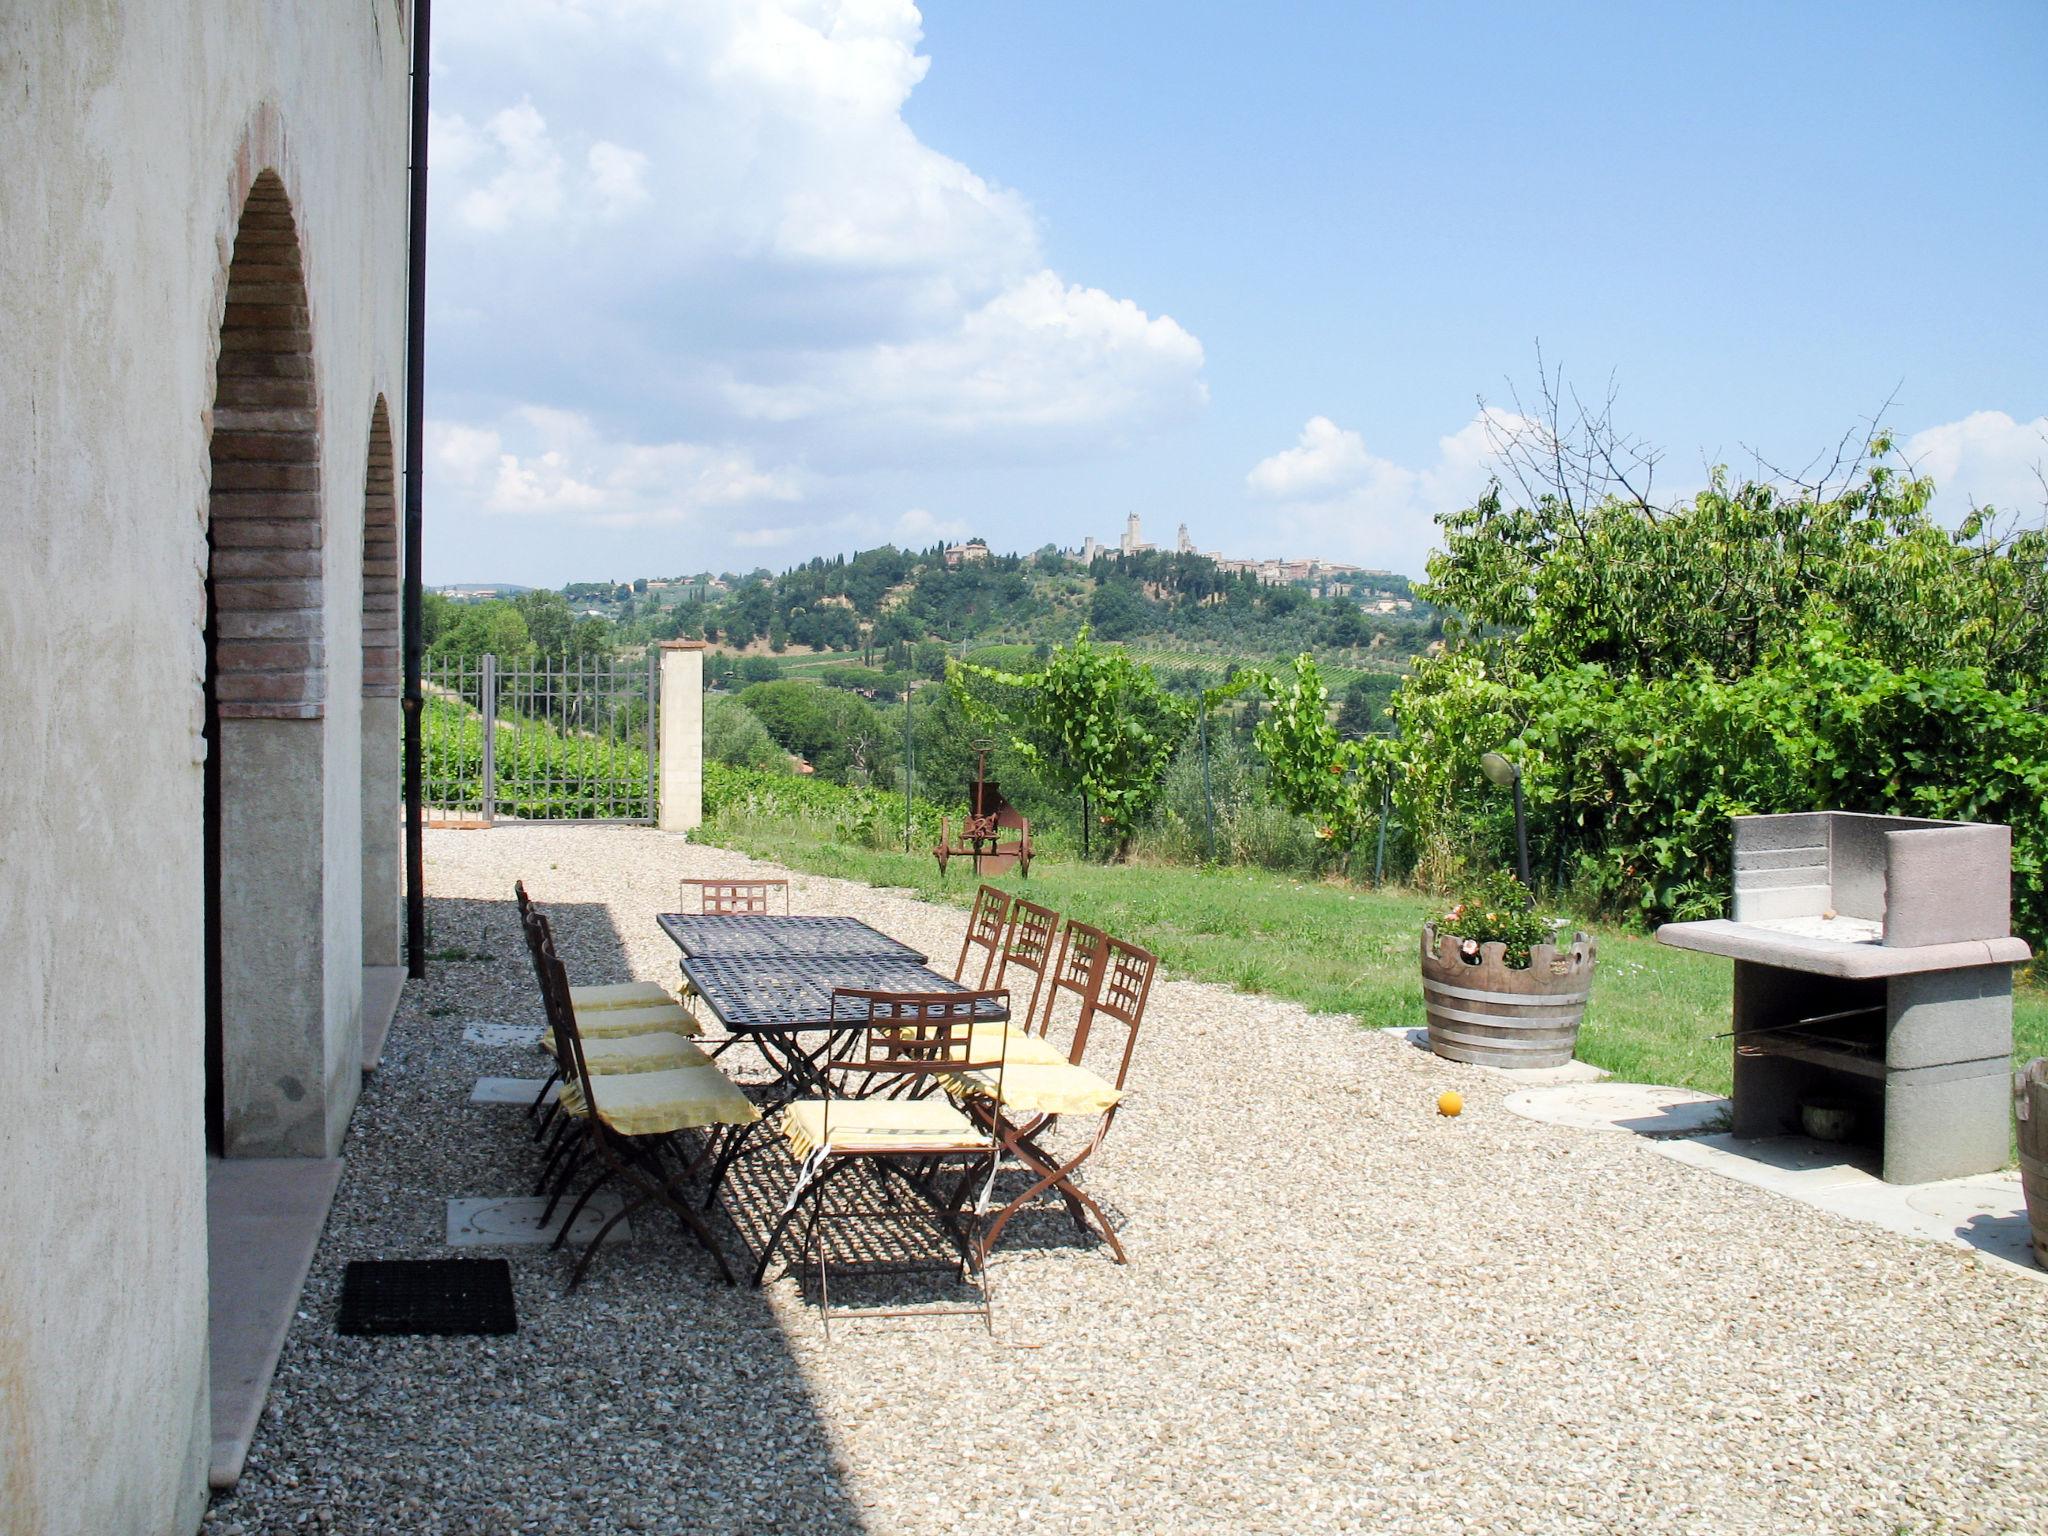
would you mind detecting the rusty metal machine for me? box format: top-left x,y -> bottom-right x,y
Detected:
933,747 -> 1033,879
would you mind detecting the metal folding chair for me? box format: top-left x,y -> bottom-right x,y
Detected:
754,988 -> 1009,1332
528,915 -> 757,1290
513,893 -> 700,1139
954,883 -> 1012,987
680,877 -> 790,915
971,923 -> 1155,1265
992,897 -> 1061,1039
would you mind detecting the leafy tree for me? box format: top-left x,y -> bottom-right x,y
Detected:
428,599 -> 531,662
513,590 -> 575,657
1249,655 -> 1387,873
1337,675 -> 1397,738
738,680 -> 898,785
952,628 -> 1237,860
703,694 -> 788,771
1087,577 -> 1153,640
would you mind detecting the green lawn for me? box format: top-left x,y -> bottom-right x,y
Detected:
703,823 -> 2048,1098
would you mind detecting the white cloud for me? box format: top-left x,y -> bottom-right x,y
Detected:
1246,416 -> 1372,498
1243,410 -> 1526,574
720,270 -> 1205,433
442,99 -> 567,232
1903,410 -> 2047,521
587,141 -> 650,214
428,0 -> 1204,471
892,507 -> 968,545
429,408 -> 802,530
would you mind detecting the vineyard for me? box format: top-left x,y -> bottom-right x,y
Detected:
423,692 -> 655,821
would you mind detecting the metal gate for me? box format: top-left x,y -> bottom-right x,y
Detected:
422,651 -> 659,824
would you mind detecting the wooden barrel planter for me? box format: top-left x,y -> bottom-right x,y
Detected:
1421,921 -> 1596,1069
2018,1059 -> 2048,1270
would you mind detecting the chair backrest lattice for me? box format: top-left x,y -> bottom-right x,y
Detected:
682,877 -> 790,916
829,990 -> 1008,1079
955,884 -> 1012,987
993,899 -> 1060,1034
1077,935 -> 1157,1092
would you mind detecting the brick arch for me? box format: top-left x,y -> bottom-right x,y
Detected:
361,396 -> 399,696
207,169 -> 324,720
359,396 -> 404,967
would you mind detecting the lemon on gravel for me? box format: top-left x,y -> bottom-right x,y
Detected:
1436,1090 -> 1463,1118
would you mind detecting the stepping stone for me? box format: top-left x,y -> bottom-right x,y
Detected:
446,1195 -> 630,1248
463,1023 -> 544,1048
1503,1081 -> 1729,1137
470,1076 -> 558,1106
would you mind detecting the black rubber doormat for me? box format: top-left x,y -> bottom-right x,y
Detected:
337,1258 -> 517,1336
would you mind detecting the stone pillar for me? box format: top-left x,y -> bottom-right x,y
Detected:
658,641 -> 706,833
1882,965 -> 2013,1185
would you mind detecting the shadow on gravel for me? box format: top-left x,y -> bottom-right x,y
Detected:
202,888 -> 875,1535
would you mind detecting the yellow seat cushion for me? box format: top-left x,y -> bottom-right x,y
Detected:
569,980 -> 676,1011
954,1059 -> 1122,1118
963,1023 -> 1067,1068
573,1002 -> 703,1040
782,1097 -> 986,1161
558,1063 -> 760,1137
543,1030 -> 706,1075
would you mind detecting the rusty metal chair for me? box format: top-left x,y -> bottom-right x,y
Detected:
755,988 -> 1010,1332
954,883 -> 1011,988
528,914 -> 757,1290
965,922 -> 1156,1265
515,880 -> 675,1012
680,876 -> 790,915
993,898 -> 1061,1039
514,889 -> 703,1137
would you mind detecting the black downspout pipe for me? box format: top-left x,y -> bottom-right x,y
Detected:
402,0 -> 432,979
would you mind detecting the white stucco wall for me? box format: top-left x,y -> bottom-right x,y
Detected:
0,4 -> 410,1531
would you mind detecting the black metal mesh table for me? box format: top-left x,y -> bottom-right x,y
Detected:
657,913 -> 928,963
677,953 -> 1000,1031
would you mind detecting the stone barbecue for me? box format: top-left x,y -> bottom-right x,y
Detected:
1658,812 -> 2031,1184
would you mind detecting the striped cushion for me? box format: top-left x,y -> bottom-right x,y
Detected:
543,1030 -> 705,1075
782,1097 -> 985,1161
558,1063 -> 759,1137
569,980 -> 677,1012
573,1002 -> 702,1039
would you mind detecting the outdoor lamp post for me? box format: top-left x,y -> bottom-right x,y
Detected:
1480,751 -> 1532,888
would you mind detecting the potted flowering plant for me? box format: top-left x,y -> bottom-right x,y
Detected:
1421,870 -> 1596,1069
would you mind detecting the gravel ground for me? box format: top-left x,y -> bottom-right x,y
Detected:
203,825 -> 2048,1536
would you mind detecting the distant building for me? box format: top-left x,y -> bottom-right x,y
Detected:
943,538 -> 990,568
1119,512 -> 1155,556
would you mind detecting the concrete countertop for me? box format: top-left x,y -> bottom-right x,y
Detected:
1656,919 -> 2031,978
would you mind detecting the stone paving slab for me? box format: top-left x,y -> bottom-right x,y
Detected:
469,1076 -> 557,1106
208,1156 -> 344,1490
1503,1081 -> 1731,1137
445,1194 -> 630,1248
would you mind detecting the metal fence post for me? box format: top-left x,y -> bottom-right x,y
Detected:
902,684 -> 913,852
1373,773 -> 1392,885
479,652 -> 497,825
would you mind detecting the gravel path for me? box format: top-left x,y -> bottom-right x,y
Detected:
203,825 -> 2048,1535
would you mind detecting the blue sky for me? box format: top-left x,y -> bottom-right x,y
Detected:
424,0 -> 2047,586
